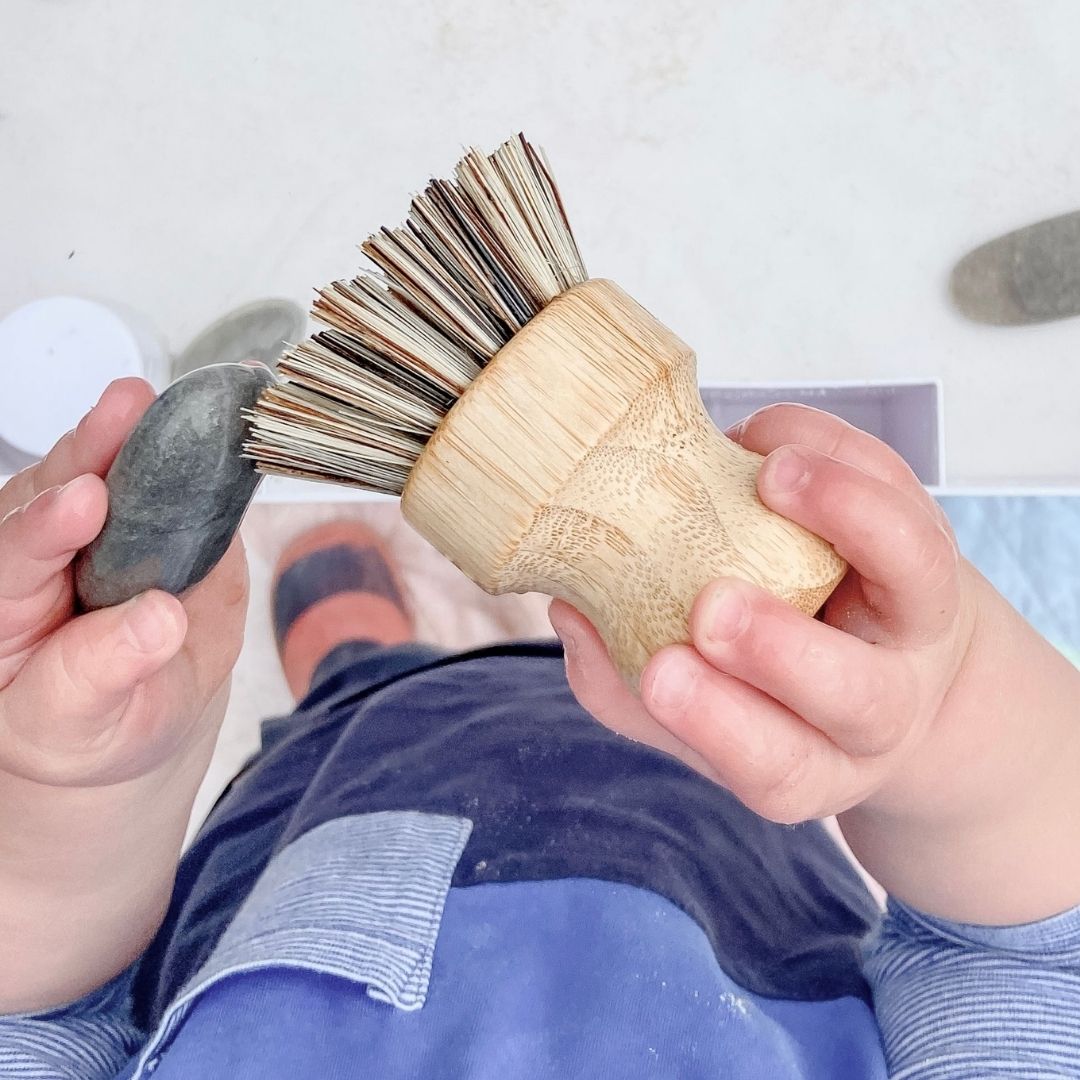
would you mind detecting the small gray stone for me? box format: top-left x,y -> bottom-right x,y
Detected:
171,298 -> 305,380
75,362 -> 275,610
950,210 -> 1080,325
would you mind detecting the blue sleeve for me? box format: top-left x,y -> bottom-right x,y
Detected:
0,967 -> 142,1080
864,897 -> 1080,1078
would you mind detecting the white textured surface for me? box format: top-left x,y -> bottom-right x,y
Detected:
2,0 -> 1080,485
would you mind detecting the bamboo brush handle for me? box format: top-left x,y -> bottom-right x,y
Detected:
401,279 -> 847,686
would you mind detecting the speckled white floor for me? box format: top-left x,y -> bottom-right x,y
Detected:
9,1 -> 1080,489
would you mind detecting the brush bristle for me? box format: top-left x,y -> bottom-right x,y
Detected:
243,133 -> 587,493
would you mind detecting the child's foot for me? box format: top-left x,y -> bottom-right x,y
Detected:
272,520 -> 413,699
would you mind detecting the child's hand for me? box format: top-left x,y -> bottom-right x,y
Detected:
554,403 -> 969,821
0,378 -> 248,1012
0,378 -> 247,787
551,404 -> 1080,924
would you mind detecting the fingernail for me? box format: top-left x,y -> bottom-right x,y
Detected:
725,417 -> 748,442
549,602 -> 581,657
555,624 -> 578,658
648,654 -> 698,712
765,447 -> 810,493
702,585 -> 749,644
124,594 -> 174,653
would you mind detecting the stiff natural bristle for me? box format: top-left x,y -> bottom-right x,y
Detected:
243,133 -> 587,492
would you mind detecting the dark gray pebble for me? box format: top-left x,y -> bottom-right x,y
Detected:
951,210 -> 1080,325
75,362 -> 275,610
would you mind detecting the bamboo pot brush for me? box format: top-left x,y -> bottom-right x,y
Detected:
241,135 -> 846,684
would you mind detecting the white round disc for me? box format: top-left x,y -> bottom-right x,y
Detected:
0,297 -> 148,457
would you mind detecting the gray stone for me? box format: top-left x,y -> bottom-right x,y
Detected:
172,297 -> 306,380
950,210 -> 1080,325
75,362 -> 275,610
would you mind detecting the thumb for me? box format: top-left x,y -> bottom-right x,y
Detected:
0,591 -> 187,783
549,599 -> 726,779
548,599 -> 599,687
549,599 -> 642,727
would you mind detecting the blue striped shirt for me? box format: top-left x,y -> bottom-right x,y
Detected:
2,809 -> 1078,1079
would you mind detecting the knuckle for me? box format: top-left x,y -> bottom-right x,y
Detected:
745,402 -> 817,443
38,431 -> 74,477
917,524 -> 960,594
779,628 -> 851,708
782,625 -> 828,681
844,685 -> 903,757
9,750 -> 100,788
53,631 -> 90,702
928,498 -> 952,530
0,501 -> 24,530
746,750 -> 819,824
9,727 -> 120,786
840,661 -> 916,757
53,625 -> 122,710
752,402 -> 791,424
0,689 -> 122,789
819,419 -> 856,463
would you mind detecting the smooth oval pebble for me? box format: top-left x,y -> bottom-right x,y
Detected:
75,362 -> 276,610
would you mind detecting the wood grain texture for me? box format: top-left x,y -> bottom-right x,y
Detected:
401,279 -> 846,685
